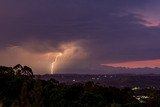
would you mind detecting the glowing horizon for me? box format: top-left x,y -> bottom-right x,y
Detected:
106,59 -> 160,68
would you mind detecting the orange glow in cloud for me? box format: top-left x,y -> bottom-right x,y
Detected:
0,41 -> 88,74
106,59 -> 160,68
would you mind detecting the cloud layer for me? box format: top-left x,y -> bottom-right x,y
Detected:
1,0 -> 160,74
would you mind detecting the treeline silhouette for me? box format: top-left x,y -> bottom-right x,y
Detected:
0,65 -> 160,107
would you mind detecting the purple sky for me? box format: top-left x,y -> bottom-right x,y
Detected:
0,0 -> 160,74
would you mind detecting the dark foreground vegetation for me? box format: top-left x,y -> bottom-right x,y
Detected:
0,65 -> 160,107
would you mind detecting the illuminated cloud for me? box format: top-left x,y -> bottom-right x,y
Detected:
0,41 -> 88,74
51,41 -> 89,74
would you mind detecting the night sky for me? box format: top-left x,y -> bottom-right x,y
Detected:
1,0 -> 160,74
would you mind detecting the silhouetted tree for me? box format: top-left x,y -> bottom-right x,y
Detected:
0,66 -> 14,76
13,64 -> 23,76
13,64 -> 34,78
22,66 -> 34,78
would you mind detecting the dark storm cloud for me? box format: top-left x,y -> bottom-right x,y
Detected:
1,0 -> 160,73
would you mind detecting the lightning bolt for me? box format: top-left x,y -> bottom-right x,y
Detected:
51,53 -> 62,74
